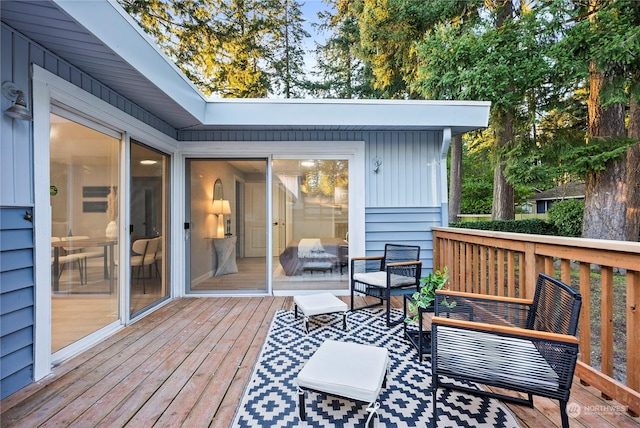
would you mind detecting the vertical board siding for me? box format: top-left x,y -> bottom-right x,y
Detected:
1,23 -> 176,207
364,206 -> 441,273
367,130 -> 441,208
1,26 -> 34,207
0,207 -> 35,399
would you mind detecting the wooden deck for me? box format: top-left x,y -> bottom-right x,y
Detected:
1,296 -> 638,427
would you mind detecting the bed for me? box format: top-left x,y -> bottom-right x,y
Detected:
279,238 -> 348,276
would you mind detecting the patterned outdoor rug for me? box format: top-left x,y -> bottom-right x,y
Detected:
232,308 -> 521,427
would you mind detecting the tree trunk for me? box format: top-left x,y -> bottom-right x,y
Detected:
491,0 -> 515,221
492,111 -> 515,220
626,94 -> 640,241
583,61 -> 628,240
448,134 -> 462,224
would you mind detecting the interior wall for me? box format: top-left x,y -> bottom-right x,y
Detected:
189,160 -> 245,282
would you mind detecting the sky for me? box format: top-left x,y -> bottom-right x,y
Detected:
299,0 -> 330,73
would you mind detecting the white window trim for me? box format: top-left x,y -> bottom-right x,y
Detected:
179,141 -> 365,296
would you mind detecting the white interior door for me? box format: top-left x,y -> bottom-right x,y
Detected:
244,182 -> 266,257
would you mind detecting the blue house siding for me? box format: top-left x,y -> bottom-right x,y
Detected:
364,206 -> 441,273
0,207 -> 35,399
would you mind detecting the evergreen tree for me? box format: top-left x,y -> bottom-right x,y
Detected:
119,0 -> 224,95
264,0 -> 310,98
566,0 -> 640,241
307,0 -> 377,98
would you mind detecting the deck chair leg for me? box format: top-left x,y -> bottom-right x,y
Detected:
432,385 -> 438,428
350,284 -> 355,311
298,387 -> 306,421
386,288 -> 391,326
559,400 -> 569,428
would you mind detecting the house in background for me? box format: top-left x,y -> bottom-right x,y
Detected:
527,182 -> 585,214
0,0 -> 490,399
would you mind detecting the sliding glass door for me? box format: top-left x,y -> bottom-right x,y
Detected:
49,112 -> 120,353
185,156 -> 350,294
272,159 -> 349,292
129,141 -> 170,316
186,159 -> 268,293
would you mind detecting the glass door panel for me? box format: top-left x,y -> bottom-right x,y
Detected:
129,141 -> 170,316
272,159 -> 349,291
187,159 -> 267,293
50,113 -> 120,353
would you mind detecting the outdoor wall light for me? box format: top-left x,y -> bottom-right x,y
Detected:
372,157 -> 382,173
2,81 -> 33,121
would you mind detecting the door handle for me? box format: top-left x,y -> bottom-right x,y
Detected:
273,222 -> 278,226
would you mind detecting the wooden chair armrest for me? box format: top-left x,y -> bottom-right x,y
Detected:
435,289 -> 533,306
351,255 -> 384,261
432,316 -> 579,344
386,261 -> 422,268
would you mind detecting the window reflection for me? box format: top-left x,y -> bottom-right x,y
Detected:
50,113 -> 120,353
273,159 -> 349,291
129,141 -> 170,315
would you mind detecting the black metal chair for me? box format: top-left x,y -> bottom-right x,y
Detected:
350,243 -> 422,326
431,273 -> 582,428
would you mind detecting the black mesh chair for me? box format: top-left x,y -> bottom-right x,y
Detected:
350,243 -> 422,326
431,273 -> 582,428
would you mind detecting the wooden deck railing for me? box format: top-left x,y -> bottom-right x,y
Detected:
432,226 -> 640,416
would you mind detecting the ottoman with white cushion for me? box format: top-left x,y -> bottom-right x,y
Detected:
296,340 -> 389,426
294,292 -> 348,333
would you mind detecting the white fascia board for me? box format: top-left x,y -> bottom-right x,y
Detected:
54,0 -> 207,119
204,98 -> 491,130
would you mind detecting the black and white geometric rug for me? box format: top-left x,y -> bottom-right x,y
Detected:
232,308 -> 521,427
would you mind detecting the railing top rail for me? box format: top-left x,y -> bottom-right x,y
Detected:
432,226 -> 640,255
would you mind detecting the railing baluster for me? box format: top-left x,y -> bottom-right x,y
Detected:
628,270 -> 639,415
601,266 -> 614,400
481,246 -> 488,294
497,249 -> 505,297
507,251 -> 515,297
579,262 -> 592,370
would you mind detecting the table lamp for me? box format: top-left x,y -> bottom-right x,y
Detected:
212,200 -> 231,238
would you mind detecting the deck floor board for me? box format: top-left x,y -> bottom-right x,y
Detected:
1,296 -> 637,428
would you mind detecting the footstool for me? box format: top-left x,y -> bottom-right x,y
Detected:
296,340 -> 389,427
294,292 -> 348,333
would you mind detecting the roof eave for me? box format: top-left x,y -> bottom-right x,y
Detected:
55,0 -> 207,120
203,99 -> 491,133
53,1 -> 491,133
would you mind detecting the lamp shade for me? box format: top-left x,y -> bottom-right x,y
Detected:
212,200 -> 231,215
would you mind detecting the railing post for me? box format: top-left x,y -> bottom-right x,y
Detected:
433,231 -> 441,272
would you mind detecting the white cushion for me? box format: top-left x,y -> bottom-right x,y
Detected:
353,271 -> 416,288
294,293 -> 347,317
297,340 -> 389,403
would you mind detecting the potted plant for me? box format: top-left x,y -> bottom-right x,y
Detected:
405,267 -> 454,323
